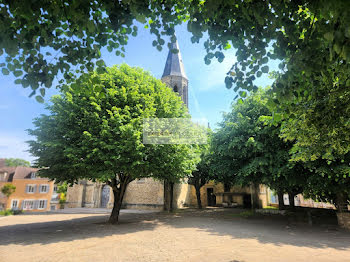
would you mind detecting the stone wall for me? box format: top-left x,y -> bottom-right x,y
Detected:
122,178 -> 164,210
66,183 -> 83,208
336,212 -> 350,230
67,178 -> 269,210
66,181 -> 104,208
173,181 -> 192,208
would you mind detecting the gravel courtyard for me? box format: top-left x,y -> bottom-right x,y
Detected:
1,208 -> 350,262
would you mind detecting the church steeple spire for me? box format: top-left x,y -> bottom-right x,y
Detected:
161,39 -> 189,108
162,41 -> 188,80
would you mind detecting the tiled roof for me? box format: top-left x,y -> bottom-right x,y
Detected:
0,166 -> 16,182
0,166 -> 47,182
13,166 -> 43,180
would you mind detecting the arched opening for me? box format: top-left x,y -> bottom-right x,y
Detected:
173,85 -> 178,93
101,185 -> 110,208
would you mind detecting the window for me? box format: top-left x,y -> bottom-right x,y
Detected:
173,85 -> 178,93
26,184 -> 36,193
39,184 -> 49,193
53,185 -> 58,192
23,200 -> 34,210
11,200 -> 18,209
30,172 -> 36,179
38,200 -> 47,209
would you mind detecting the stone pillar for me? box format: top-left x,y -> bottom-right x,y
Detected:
336,212 -> 350,230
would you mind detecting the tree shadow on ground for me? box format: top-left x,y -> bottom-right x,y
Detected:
0,208 -> 349,251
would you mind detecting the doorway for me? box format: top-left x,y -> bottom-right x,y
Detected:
101,185 -> 110,208
207,188 -> 216,206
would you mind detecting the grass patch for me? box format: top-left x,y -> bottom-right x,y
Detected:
263,206 -> 278,210
0,209 -> 23,216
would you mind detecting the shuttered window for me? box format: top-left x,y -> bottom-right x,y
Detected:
23,200 -> 35,210
38,200 -> 47,209
39,184 -> 49,193
11,200 -> 18,208
25,184 -> 36,193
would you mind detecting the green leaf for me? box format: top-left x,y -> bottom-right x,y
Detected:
35,95 -> 44,103
40,88 -> 46,97
14,70 -> 23,77
2,68 -> 9,75
96,60 -> 105,67
239,91 -> 247,98
261,66 -> 269,73
324,32 -> 334,42
261,57 -> 268,64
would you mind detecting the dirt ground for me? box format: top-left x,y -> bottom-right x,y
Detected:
1,208 -> 350,262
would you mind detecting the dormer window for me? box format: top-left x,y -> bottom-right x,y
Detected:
173,85 -> 178,93
30,172 -> 36,179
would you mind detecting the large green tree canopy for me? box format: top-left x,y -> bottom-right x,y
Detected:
1,1 -> 348,92
212,89 -> 350,211
1,0 -> 349,160
211,90 -> 309,200
28,64 -> 199,222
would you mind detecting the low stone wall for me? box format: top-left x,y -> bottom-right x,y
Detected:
336,212 -> 350,230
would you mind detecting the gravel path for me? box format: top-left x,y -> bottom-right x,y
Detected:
0,208 -> 350,262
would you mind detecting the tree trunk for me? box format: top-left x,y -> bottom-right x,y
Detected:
195,185 -> 202,209
335,192 -> 348,213
277,191 -> 286,210
163,180 -> 174,212
170,182 -> 174,211
108,177 -> 130,224
252,183 -> 260,209
288,192 -> 296,210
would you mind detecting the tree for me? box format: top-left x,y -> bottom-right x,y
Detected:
28,64 -> 198,223
2,1 -> 349,106
0,0 -> 188,101
1,183 -> 16,198
302,158 -> 350,213
4,158 -> 30,167
211,89 -> 309,209
188,141 -> 212,209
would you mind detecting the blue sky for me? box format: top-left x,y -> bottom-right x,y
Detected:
0,23 -> 273,163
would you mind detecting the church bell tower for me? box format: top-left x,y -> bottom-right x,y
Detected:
161,40 -> 188,108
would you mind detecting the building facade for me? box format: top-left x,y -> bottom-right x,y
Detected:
0,160 -> 60,211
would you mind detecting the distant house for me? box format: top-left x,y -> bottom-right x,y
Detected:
0,159 -> 60,211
